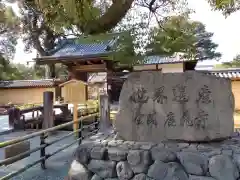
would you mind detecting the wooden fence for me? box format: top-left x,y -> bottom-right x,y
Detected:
0,113 -> 99,180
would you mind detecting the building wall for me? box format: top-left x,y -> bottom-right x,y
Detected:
160,63 -> 184,73
133,63 -> 184,73
61,81 -> 87,103
0,87 -> 55,105
232,81 -> 240,110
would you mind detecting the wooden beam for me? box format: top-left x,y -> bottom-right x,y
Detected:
73,64 -> 107,72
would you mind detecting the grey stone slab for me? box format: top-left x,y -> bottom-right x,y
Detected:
115,71 -> 234,142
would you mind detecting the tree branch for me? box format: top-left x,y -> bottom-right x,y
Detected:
149,0 -> 157,12
81,0 -> 135,34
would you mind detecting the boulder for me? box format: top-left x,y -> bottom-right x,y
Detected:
209,155 -> 239,180
108,147 -> 127,161
189,175 -> 216,180
127,150 -> 151,173
177,152 -> 208,176
88,160 -> 116,178
151,146 -> 176,162
116,161 -> 133,180
115,71 -> 234,142
131,173 -> 148,180
68,160 -> 91,180
147,161 -> 188,180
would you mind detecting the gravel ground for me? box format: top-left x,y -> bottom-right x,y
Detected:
0,129 -> 96,180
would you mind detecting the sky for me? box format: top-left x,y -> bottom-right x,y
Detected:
11,0 -> 240,66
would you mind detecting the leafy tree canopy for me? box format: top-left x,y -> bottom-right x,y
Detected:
146,14 -> 221,61
0,1 -> 19,59
208,0 -> 240,16
0,0 -> 21,80
222,54 -> 240,68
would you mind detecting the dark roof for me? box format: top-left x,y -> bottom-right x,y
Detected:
38,33 -> 122,60
121,69 -> 240,80
143,55 -> 197,65
199,69 -> 240,79
51,39 -> 113,58
0,79 -> 63,89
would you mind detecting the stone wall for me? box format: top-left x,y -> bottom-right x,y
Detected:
68,132 -> 240,180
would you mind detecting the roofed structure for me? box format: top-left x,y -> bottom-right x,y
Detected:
199,69 -> 240,80
0,79 -> 63,89
143,55 -> 197,65
34,33 -> 130,72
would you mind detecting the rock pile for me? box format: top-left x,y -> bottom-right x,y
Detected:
67,132 -> 240,180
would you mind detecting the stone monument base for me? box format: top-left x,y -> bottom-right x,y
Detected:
68,132 -> 240,180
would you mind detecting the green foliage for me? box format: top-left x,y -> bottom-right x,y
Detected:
0,56 -> 67,80
0,56 -> 23,80
0,2 -> 19,60
222,54 -> 240,67
18,0 -> 188,62
0,1 -> 20,80
146,14 -> 221,61
107,32 -> 137,65
75,33 -> 120,44
32,0 -> 134,34
208,0 -> 240,15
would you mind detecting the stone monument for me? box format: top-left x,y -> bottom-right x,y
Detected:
115,71 -> 234,142
67,71 -> 238,180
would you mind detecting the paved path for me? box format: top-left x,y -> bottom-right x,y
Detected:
0,129 -> 97,180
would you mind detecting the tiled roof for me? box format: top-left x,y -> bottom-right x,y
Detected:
121,69 -> 240,80
52,40 -> 113,58
143,55 -> 195,64
202,70 -> 240,79
48,33 -> 121,58
0,79 -> 62,88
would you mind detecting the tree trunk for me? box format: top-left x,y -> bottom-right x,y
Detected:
81,0 -> 135,34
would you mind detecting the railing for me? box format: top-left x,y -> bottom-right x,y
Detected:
0,112 -> 99,180
8,103 -> 99,130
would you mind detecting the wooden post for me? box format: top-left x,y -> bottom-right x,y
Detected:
78,119 -> 82,145
40,133 -> 46,169
8,107 -> 15,129
61,104 -> 69,119
94,115 -> 99,130
99,94 -> 111,132
14,108 -> 21,130
43,91 -> 54,130
107,70 -> 113,103
73,102 -> 78,136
